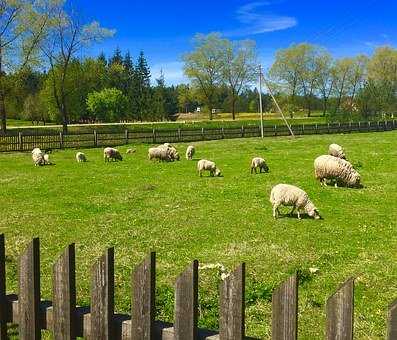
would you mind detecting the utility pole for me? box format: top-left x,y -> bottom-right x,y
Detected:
258,65 -> 264,138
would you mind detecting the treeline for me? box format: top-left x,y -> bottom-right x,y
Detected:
269,43 -> 397,121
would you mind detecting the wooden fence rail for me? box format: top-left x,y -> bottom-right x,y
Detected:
0,235 -> 396,339
0,120 -> 396,152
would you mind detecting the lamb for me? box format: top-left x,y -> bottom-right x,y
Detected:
126,148 -> 136,154
197,159 -> 221,177
314,155 -> 361,188
328,143 -> 346,159
43,153 -> 51,165
148,147 -> 172,162
76,152 -> 87,163
186,145 -> 195,160
250,157 -> 269,174
32,148 -> 44,166
104,147 -> 123,162
270,184 -> 321,220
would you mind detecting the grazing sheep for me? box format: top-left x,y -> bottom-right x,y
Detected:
104,147 -> 123,162
126,148 -> 136,154
197,159 -> 221,177
314,155 -> 361,187
32,148 -> 44,166
328,143 -> 346,159
43,154 -> 51,165
157,144 -> 180,161
76,152 -> 87,163
250,157 -> 269,174
148,147 -> 172,162
186,145 -> 195,160
163,143 -> 173,148
270,184 -> 321,220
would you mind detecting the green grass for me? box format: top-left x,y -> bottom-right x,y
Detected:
1,131 -> 396,339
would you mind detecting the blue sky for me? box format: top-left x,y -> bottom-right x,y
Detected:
78,0 -> 397,85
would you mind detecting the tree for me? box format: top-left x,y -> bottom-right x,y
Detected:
183,33 -> 227,120
86,88 -> 128,122
221,39 -> 257,120
316,53 -> 334,115
134,51 -> 151,121
41,3 -> 114,132
0,0 -> 56,134
152,70 -> 166,120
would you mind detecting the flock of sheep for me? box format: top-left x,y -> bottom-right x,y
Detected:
31,141 -> 361,220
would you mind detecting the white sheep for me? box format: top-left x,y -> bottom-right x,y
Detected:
32,148 -> 44,166
148,147 -> 172,162
270,184 -> 321,220
104,147 -> 123,162
250,157 -> 269,174
314,155 -> 361,188
197,159 -> 221,177
156,144 -> 180,161
76,152 -> 87,163
328,143 -> 346,159
126,148 -> 136,154
186,145 -> 195,160
43,153 -> 51,165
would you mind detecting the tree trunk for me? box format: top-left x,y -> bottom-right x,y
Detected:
231,97 -> 236,120
0,49 -> 6,135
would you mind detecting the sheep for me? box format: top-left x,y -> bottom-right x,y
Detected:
186,145 -> 195,160
32,148 -> 44,166
76,152 -> 87,163
156,144 -> 180,161
197,159 -> 221,177
270,183 -> 321,220
250,157 -> 269,174
148,147 -> 172,162
126,148 -> 136,154
104,147 -> 123,162
43,153 -> 51,165
328,143 -> 346,159
314,155 -> 361,188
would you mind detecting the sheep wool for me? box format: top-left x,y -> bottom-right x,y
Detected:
104,147 -> 123,162
197,159 -> 221,177
328,143 -> 346,159
32,148 -> 44,166
250,157 -> 269,174
186,145 -> 195,160
76,152 -> 87,163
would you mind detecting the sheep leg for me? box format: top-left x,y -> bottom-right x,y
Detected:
273,205 -> 279,219
289,207 -> 295,216
250,167 -> 253,174
297,210 -> 301,220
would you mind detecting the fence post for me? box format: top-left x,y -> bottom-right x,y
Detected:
178,128 -> 181,142
388,299 -> 397,340
60,132 -> 64,149
131,252 -> 156,340
384,120 -> 387,131
349,122 -> 352,133
201,128 -> 204,140
338,122 -> 341,133
315,124 -> 318,134
327,123 -> 330,134
174,260 -> 198,340
326,278 -> 354,340
274,125 -> 277,137
91,247 -> 114,340
358,122 -> 361,132
368,121 -> 370,132
241,126 -> 244,138
302,124 -> 305,135
53,244 -> 76,340
272,274 -> 298,340
221,127 -> 225,139
18,238 -> 41,340
152,129 -> 156,144
18,132 -> 23,151
0,235 -> 6,339
125,129 -> 129,145
219,263 -> 245,340
94,130 -> 98,147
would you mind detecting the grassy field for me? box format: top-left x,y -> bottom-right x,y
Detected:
1,131 -> 396,339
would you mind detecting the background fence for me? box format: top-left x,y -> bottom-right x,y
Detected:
0,120 -> 396,152
0,235 -> 396,339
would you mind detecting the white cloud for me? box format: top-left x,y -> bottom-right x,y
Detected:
225,1 -> 297,37
151,61 -> 186,85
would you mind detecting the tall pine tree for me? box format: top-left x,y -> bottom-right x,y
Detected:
152,70 -> 166,120
134,51 -> 152,121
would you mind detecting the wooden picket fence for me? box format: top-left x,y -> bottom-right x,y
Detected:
0,235 -> 396,339
0,120 -> 396,152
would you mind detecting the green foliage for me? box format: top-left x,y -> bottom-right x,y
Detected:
86,88 -> 128,122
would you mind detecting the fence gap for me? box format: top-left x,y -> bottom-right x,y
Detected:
53,244 -> 76,340
90,247 -> 114,340
272,273 -> 298,340
18,238 -> 41,340
174,260 -> 198,340
219,263 -> 245,340
131,252 -> 155,340
0,235 -> 6,339
326,278 -> 354,340
387,299 -> 397,340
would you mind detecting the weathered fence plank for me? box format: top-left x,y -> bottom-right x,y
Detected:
53,244 -> 76,340
18,238 -> 41,340
272,274 -> 298,340
326,278 -> 354,340
387,299 -> 397,340
0,235 -> 6,339
90,248 -> 114,340
131,252 -> 156,340
174,260 -> 198,340
219,263 -> 245,340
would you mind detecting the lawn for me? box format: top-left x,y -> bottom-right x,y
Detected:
0,131 -> 396,339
